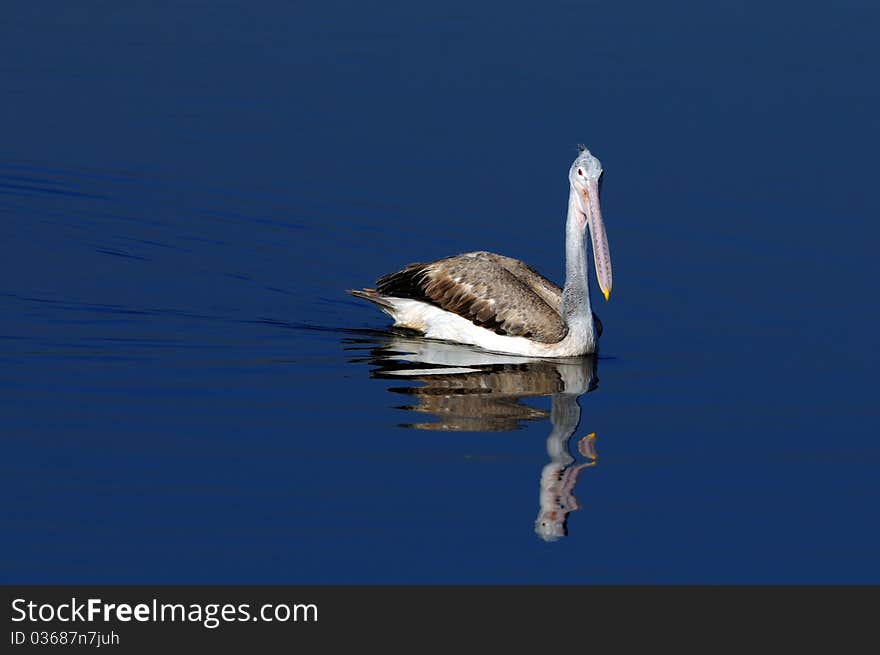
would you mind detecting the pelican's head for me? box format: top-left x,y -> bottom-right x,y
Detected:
568,146 -> 613,302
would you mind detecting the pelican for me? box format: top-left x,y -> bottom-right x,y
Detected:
349,146 -> 612,357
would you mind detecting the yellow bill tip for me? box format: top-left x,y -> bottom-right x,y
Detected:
602,289 -> 611,302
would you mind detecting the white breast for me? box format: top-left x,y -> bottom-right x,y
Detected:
383,298 -> 592,357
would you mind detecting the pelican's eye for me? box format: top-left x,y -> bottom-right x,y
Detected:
577,169 -> 583,176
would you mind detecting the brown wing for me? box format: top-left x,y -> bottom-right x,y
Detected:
473,252 -> 563,313
376,251 -> 567,343
459,253 -> 602,338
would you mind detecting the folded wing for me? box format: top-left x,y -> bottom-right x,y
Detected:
376,251 -> 567,343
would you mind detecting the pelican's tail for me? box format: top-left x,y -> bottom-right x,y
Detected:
347,288 -> 396,316
349,288 -> 437,334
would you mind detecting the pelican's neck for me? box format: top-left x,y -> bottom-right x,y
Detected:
561,187 -> 595,345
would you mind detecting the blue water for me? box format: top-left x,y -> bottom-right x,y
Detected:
2,1 -> 879,583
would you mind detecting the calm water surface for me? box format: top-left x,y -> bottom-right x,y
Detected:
2,1 -> 879,583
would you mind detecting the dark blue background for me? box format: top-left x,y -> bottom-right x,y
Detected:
2,1 -> 878,583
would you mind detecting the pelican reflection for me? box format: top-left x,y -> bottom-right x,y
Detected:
347,332 -> 602,541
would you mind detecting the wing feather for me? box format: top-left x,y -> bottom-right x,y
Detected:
376,251 -> 567,343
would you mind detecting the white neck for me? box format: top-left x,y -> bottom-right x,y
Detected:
560,187 -> 596,352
